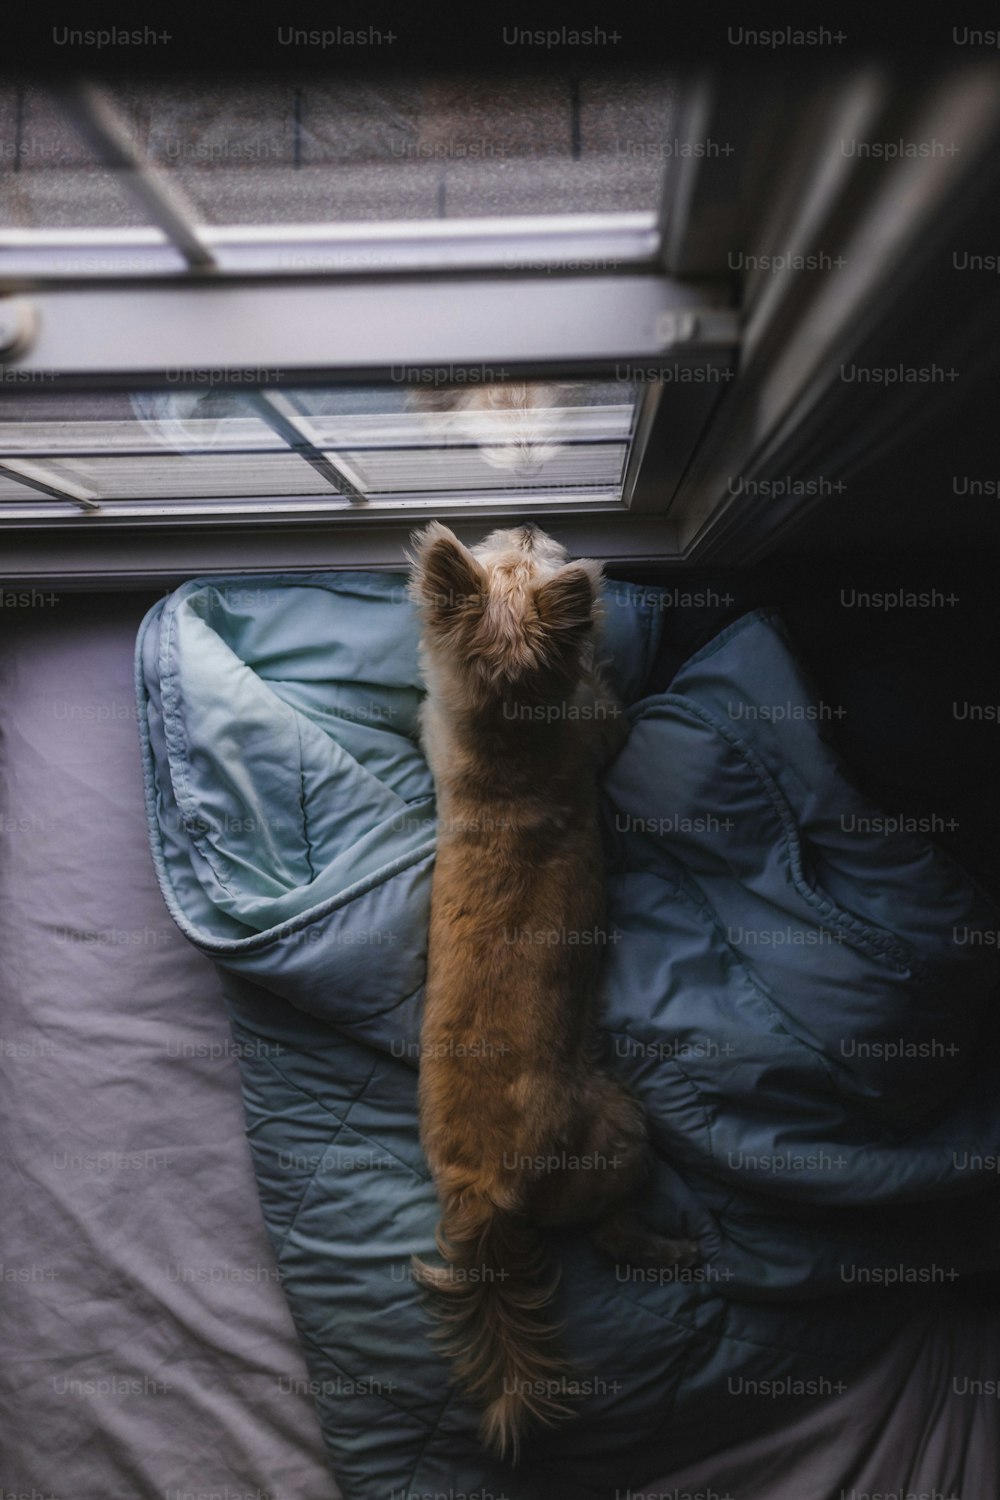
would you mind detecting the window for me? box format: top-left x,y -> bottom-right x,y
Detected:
3,75 -> 672,234
5,61 -> 992,576
0,69 -> 738,562
0,380 -> 642,516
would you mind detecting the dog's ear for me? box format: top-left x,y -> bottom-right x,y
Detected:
534,561 -> 601,637
409,522 -> 486,622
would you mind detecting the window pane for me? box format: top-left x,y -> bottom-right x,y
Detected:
0,380 -> 640,513
0,85 -> 153,229
0,391 -> 279,454
290,380 -> 637,498
0,73 -> 671,231
0,475 -> 75,507
304,402 -> 630,495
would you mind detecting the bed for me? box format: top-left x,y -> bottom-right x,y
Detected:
2,584 -> 999,1500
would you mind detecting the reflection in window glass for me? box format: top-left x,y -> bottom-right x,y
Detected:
0,381 -> 640,512
294,382 -> 634,493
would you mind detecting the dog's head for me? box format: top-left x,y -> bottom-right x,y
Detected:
450,383 -> 566,478
406,383 -> 568,479
408,522 -> 603,696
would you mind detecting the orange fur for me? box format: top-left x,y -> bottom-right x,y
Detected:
408,523 -> 698,1462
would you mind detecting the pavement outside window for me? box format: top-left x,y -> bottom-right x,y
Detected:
0,72 -> 673,228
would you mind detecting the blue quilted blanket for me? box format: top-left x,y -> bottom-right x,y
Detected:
136,574 -> 1000,1500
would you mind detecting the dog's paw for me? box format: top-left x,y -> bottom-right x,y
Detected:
590,1211 -> 701,1269
613,1232 -> 700,1269
644,1236 -> 701,1269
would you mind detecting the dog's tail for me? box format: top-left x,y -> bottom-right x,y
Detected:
412,1192 -> 576,1463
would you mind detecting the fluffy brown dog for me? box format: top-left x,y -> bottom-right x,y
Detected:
408,522 -> 698,1463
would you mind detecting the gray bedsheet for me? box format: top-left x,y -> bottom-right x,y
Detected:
2,592 -> 998,1500
0,594 -> 337,1499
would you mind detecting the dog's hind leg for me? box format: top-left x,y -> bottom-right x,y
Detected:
571,1072 -> 700,1268
526,1071 -> 647,1229
589,1203 -> 699,1268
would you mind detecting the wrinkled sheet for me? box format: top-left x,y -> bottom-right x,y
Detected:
0,594 -> 338,1499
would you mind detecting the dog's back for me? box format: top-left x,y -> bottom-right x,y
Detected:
409,523 -> 697,1461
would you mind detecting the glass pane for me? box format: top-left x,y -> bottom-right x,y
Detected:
34,453 -> 336,501
290,380 -> 636,497
0,85 -> 154,229
0,72 -> 671,230
311,408 -> 630,493
0,380 -> 639,512
0,475 -> 76,506
0,391 -> 279,455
